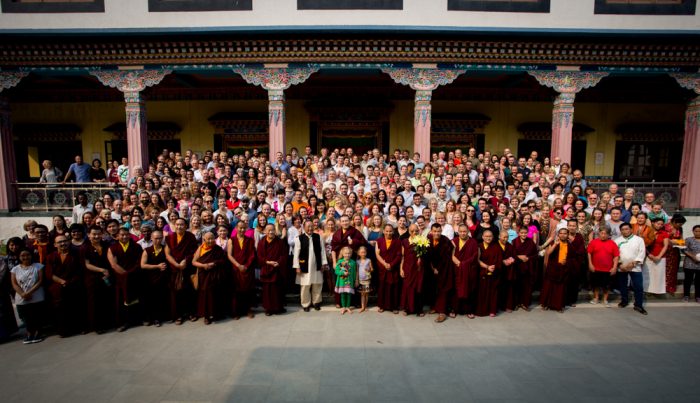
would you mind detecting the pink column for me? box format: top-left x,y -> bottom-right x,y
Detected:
529,71 -> 608,165
0,72 -> 28,212
414,89 -> 434,162
268,89 -> 286,162
382,67 -> 465,163
124,91 -> 149,177
92,70 -> 171,178
671,74 -> 700,209
233,66 -> 319,162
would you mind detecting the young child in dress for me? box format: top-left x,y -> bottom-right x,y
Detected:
335,246 -> 357,315
356,246 -> 373,313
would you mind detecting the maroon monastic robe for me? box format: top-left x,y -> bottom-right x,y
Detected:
230,235 -> 257,317
82,241 -> 113,332
376,236 -> 402,311
400,238 -> 424,314
109,240 -> 143,326
257,237 -> 288,314
46,249 -> 84,336
452,237 -> 479,315
541,242 -> 571,311
476,242 -> 503,316
166,232 -> 198,319
428,234 -> 455,314
330,227 -> 366,257
196,245 -> 227,319
566,233 -> 587,306
143,245 -> 169,322
513,236 -> 538,309
499,241 -> 518,312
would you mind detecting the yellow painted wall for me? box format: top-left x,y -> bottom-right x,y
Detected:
11,99 -> 685,178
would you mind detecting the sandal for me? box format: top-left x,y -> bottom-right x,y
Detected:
434,314 -> 447,323
175,318 -> 183,326
449,312 -> 457,318
418,312 -> 426,317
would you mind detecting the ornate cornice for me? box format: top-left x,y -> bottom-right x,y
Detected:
381,67 -> 465,91
528,71 -> 610,94
0,71 -> 28,92
90,69 -> 172,100
670,73 -> 700,94
1,36 -> 699,67
232,66 -> 320,91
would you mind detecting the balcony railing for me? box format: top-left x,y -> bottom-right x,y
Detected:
11,181 -> 687,212
587,181 -> 685,211
13,183 -> 118,212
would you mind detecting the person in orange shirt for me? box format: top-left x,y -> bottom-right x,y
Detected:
291,190 -> 310,215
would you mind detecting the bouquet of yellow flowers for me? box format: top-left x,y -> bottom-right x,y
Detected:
410,235 -> 430,258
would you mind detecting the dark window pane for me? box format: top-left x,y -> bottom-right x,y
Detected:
148,0 -> 252,12
298,0 -> 402,10
1,0 -> 105,13
594,0 -> 696,15
448,0 -> 550,13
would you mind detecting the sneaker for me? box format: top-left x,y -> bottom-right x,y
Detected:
603,301 -> 611,308
31,335 -> 45,344
618,302 -> 628,308
682,296 -> 690,302
634,306 -> 648,315
589,299 -> 599,305
23,335 -> 32,345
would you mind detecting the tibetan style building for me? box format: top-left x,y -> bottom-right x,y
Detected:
0,0 -> 699,211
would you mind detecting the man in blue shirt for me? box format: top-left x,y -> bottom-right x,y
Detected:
62,155 -> 91,183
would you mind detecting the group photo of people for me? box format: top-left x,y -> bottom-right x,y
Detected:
0,145 -> 698,345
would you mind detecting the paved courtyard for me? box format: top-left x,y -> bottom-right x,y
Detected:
1,302 -> 699,403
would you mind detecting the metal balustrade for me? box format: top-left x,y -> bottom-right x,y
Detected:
586,181 -> 685,211
13,183 -> 119,212
11,181 -> 686,212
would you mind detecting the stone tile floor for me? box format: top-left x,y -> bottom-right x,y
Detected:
1,302 -> 699,403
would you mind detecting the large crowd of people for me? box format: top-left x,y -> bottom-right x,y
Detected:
1,146 -> 699,344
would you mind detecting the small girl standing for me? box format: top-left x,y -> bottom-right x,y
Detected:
335,246 -> 357,315
11,250 -> 45,344
356,246 -> 373,313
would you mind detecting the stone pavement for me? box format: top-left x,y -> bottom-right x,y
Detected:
1,302 -> 700,403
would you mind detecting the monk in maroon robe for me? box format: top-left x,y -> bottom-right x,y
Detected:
541,228 -> 571,312
330,215 -> 366,306
513,227 -> 538,311
193,232 -> 227,324
47,235 -> 85,337
428,224 -> 455,323
83,226 -> 114,333
452,224 -> 479,318
257,224 -> 288,315
228,220 -> 257,319
476,230 -> 503,317
497,231 -> 518,313
565,221 -> 587,307
165,218 -> 199,324
140,231 -> 169,327
400,224 -> 424,316
376,224 -> 402,313
108,227 -> 143,332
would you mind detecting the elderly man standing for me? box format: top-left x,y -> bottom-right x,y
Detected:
294,220 -> 328,312
615,223 -> 648,315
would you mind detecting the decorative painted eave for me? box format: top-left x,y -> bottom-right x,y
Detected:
103,121 -> 181,140
1,35 -> 699,68
13,123 -> 81,141
615,122 -> 684,141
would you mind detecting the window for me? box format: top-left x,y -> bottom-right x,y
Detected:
298,0 -> 402,10
594,0 -> 696,15
1,0 -> 104,13
448,0 -> 550,13
148,0 -> 252,12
